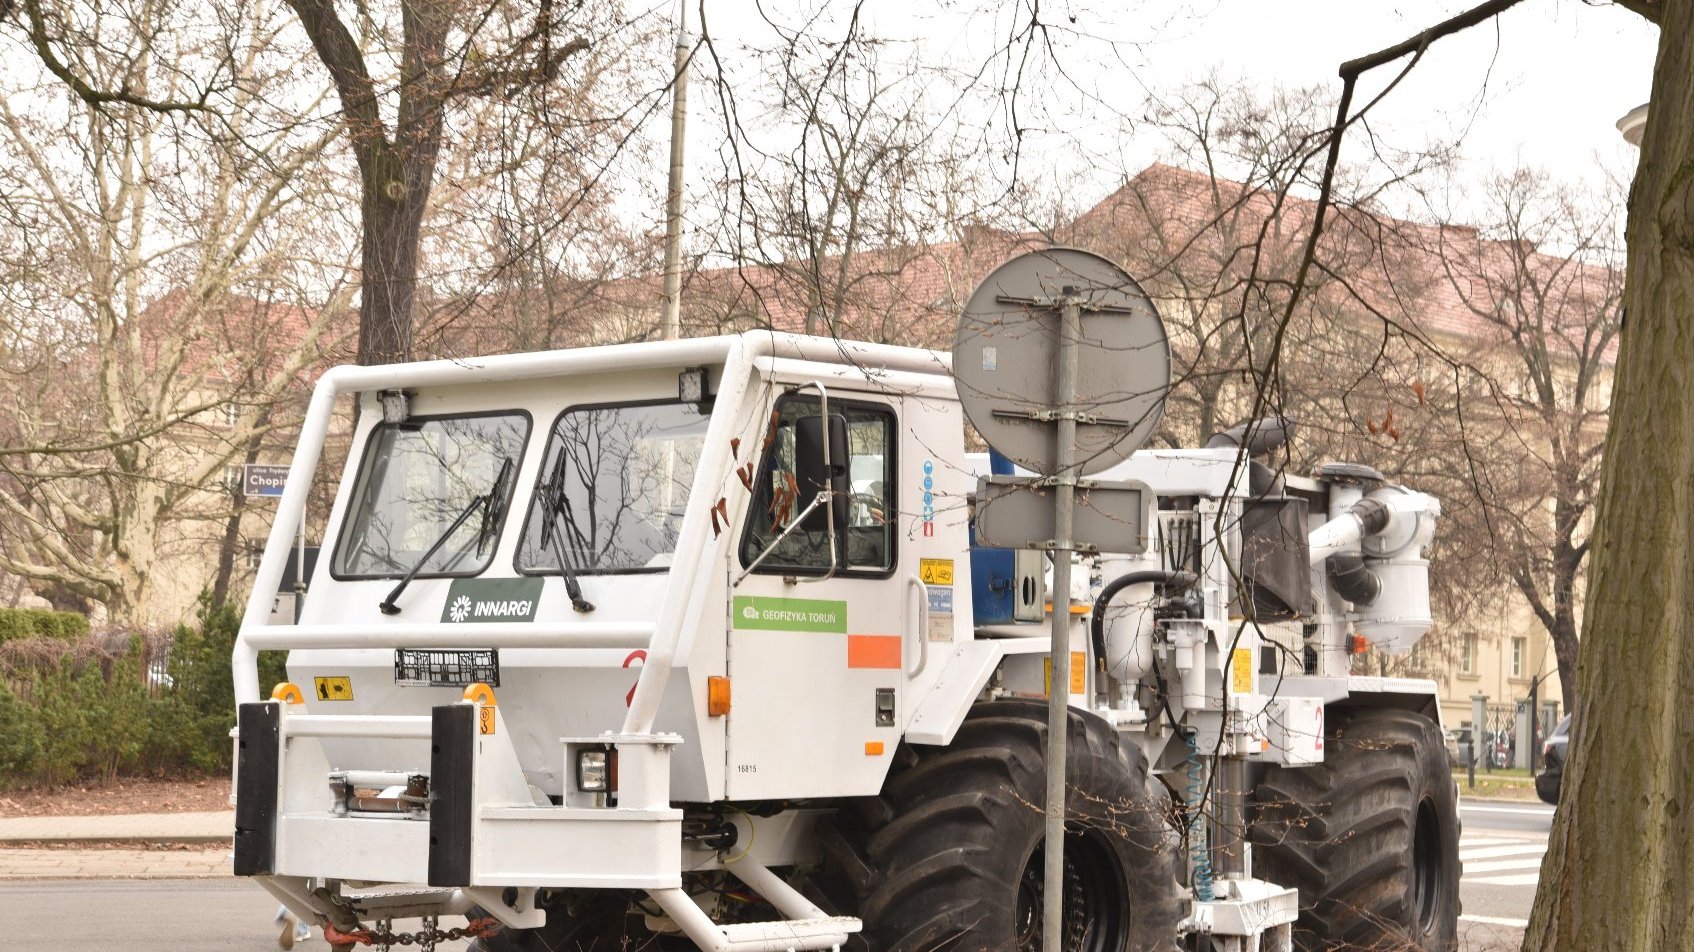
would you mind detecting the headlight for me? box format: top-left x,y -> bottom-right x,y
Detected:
577,749 -> 610,792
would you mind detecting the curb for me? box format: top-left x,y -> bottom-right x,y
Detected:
0,834 -> 231,847
1459,795 -> 1553,807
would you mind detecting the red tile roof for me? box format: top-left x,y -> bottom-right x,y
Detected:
210,162 -> 1620,376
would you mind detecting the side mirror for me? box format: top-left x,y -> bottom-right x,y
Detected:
795,413 -> 849,532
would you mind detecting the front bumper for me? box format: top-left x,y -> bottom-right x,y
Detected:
233,698 -> 683,891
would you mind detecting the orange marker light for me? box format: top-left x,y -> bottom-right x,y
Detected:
1350,635 -> 1370,655
707,676 -> 732,716
865,742 -> 885,756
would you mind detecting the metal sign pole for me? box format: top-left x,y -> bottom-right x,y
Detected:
1043,294 -> 1081,952
951,248 -> 1170,952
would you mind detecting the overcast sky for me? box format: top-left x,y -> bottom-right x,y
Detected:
691,0 -> 1659,225
1125,1 -> 1657,187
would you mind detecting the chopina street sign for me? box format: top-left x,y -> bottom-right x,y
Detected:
242,464 -> 290,498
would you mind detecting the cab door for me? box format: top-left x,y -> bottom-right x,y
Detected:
725,390 -> 910,799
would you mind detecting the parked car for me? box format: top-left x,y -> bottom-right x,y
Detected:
1535,715 -> 1572,805
1450,726 -> 1474,767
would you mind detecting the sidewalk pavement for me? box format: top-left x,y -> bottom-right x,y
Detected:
0,811 -> 233,880
0,847 -> 230,880
0,810 -> 232,845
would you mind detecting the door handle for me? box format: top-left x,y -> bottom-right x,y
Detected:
906,575 -> 929,678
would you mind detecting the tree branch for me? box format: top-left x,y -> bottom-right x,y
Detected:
282,0 -> 387,162
12,0 -> 212,113
455,35 -> 591,98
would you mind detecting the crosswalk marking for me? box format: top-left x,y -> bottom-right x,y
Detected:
1464,857 -> 1546,874
1456,830 -> 1524,843
1459,833 -> 1545,886
1461,914 -> 1530,928
1463,873 -> 1542,886
1460,844 -> 1547,861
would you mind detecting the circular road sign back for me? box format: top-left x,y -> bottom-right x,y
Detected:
952,248 -> 1170,477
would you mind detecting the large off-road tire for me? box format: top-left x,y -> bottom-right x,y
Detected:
816,699 -> 1183,952
1252,707 -> 1460,951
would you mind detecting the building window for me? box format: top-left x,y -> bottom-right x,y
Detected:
1510,636 -> 1526,679
1460,634 -> 1476,675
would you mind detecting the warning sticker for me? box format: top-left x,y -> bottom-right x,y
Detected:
313,676 -> 353,701
1231,649 -> 1253,695
478,706 -> 497,735
919,558 -> 954,585
1044,652 -> 1088,697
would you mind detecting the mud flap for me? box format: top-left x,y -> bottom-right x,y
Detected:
429,703 -> 476,886
234,701 -> 280,876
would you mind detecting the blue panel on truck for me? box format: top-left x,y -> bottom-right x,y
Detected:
971,450 -> 1018,625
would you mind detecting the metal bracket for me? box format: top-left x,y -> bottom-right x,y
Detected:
990,407 -> 1134,427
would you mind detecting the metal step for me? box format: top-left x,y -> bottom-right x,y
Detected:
648,856 -> 862,952
716,916 -> 861,949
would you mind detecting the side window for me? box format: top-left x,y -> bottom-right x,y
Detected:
739,395 -> 896,575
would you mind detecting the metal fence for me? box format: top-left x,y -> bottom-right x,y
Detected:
1476,702 -> 1519,770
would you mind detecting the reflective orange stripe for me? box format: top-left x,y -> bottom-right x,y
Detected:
847,634 -> 902,669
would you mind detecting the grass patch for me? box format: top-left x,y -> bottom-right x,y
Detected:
1453,767 -> 1541,801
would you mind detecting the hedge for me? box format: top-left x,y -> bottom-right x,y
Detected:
0,596 -> 285,788
0,608 -> 89,642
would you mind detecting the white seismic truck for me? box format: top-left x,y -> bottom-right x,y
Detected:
234,328 -> 1458,951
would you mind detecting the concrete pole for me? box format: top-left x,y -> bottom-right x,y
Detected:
659,1 -> 692,341
1043,294 -> 1082,952
1524,697 -> 1538,772
1470,694 -> 1488,786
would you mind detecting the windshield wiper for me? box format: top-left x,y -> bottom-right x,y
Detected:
538,452 -> 596,613
475,458 -> 515,557
378,457 -> 514,615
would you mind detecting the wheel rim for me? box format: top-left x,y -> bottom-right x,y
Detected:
1411,797 -> 1442,934
1013,826 -> 1131,952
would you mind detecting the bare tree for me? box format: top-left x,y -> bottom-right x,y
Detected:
278,0 -> 605,364
1425,168 -> 1623,717
1523,1 -> 1694,945
1216,0 -> 1688,941
0,3 -> 352,624
3,0 -> 642,366
682,2 -> 1040,346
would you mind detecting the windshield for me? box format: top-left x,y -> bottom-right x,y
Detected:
332,413 -> 529,578
518,402 -> 709,574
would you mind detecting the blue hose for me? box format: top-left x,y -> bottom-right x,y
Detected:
1183,729 -> 1215,901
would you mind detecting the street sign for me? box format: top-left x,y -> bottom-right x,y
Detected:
952,248 -> 1171,952
973,475 -> 1151,553
953,248 -> 1170,477
242,464 -> 290,498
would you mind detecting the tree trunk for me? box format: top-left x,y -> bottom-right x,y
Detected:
354,181 -> 423,362
1524,5 -> 1694,946
1547,495 -> 1586,717
212,411 -> 273,607
1547,606 -> 1579,719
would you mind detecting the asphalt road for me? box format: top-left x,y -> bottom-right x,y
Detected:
1456,799 -> 1556,951
0,877 -> 300,951
0,799 -> 1556,952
